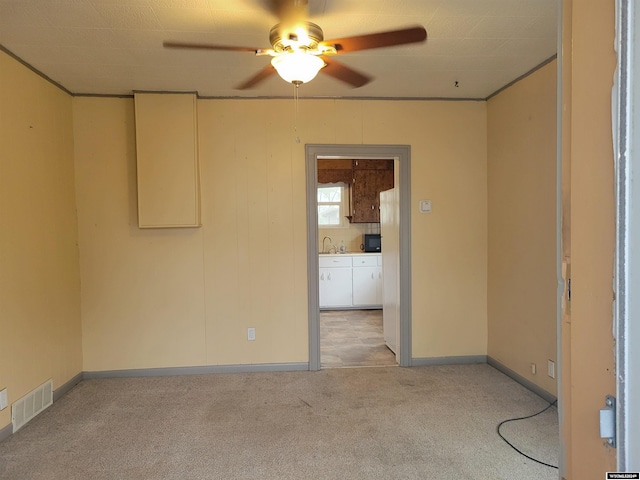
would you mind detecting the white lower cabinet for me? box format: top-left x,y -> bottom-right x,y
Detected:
319,254 -> 382,308
352,266 -> 379,305
352,255 -> 382,307
319,256 -> 353,308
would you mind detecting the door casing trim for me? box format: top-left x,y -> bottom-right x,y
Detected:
305,144 -> 412,370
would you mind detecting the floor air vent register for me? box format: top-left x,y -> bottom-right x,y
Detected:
11,380 -> 53,432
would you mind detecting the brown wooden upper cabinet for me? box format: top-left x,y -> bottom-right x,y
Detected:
317,159 -> 393,223
351,159 -> 393,223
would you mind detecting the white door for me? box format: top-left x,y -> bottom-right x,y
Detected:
380,188 -> 400,356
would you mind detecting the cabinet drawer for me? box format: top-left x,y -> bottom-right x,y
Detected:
352,255 -> 378,267
319,256 -> 352,268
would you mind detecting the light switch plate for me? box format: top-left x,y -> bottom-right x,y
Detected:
419,200 -> 432,213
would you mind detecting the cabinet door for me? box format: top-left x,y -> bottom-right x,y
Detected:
353,266 -> 379,306
351,169 -> 380,223
319,267 -> 353,307
378,169 -> 394,193
135,93 -> 200,228
351,169 -> 394,223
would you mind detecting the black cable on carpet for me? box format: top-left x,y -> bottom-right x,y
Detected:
496,400 -> 559,469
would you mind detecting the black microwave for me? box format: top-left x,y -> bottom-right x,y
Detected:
363,234 -> 381,252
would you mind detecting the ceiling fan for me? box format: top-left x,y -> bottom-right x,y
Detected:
163,0 -> 427,90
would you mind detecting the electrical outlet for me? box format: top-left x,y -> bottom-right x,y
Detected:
0,388 -> 7,410
548,360 -> 556,379
531,363 -> 537,375
247,328 -> 256,341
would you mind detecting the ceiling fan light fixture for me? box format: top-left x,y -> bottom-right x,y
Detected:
271,52 -> 325,85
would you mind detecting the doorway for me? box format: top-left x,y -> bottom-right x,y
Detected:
305,144 -> 412,371
316,157 -> 395,368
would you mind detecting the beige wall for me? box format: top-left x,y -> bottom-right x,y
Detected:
406,101 -> 488,357
0,51 -> 83,430
564,0 -> 617,477
73,98 -> 208,370
73,97 -> 488,371
487,60 -> 558,396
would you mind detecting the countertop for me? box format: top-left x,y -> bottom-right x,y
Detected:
318,252 -> 380,256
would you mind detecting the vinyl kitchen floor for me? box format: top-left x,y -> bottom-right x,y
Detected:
320,309 -> 397,368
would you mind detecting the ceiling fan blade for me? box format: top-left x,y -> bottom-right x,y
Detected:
163,41 -> 260,53
323,26 -> 427,53
321,58 -> 371,88
235,64 -> 277,90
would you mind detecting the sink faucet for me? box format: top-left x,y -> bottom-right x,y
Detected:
322,236 -> 333,253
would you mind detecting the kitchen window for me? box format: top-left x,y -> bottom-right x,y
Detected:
317,183 -> 348,227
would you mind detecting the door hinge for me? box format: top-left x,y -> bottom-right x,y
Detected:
599,395 -> 616,447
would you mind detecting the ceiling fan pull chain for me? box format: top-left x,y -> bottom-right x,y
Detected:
293,83 -> 301,143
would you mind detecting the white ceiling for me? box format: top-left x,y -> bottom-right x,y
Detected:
0,0 -> 558,99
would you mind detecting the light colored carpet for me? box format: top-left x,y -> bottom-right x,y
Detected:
0,365 -> 558,480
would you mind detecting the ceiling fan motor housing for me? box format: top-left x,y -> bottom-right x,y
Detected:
269,22 -> 324,52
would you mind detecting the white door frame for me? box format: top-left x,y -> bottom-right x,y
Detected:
614,0 -> 639,469
305,144 -> 412,370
